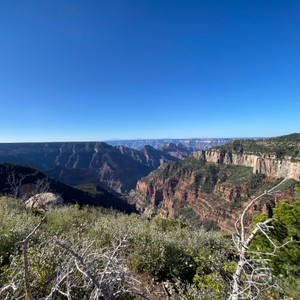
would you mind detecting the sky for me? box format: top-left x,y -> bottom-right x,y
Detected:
0,0 -> 299,142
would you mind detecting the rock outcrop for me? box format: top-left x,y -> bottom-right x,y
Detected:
25,192 -> 64,211
192,150 -> 300,181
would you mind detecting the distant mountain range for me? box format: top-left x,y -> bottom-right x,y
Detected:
0,142 -> 186,194
0,140 -> 234,195
105,138 -> 232,150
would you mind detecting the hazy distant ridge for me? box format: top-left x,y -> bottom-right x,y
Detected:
106,138 -> 232,150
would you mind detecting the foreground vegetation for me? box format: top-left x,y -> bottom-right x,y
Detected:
0,189 -> 299,299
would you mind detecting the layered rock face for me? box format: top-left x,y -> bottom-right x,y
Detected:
129,134 -> 300,231
192,150 -> 300,181
129,157 -> 296,231
159,143 -> 192,159
0,142 -> 179,194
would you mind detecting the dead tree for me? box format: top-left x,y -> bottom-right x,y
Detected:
46,236 -> 147,300
1,222 -> 147,300
229,178 -> 293,300
6,171 -> 26,198
5,170 -> 48,200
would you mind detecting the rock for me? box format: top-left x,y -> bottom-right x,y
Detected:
25,192 -> 64,211
192,150 -> 300,181
128,158 -> 295,232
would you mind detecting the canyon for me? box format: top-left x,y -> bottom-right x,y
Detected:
0,134 -> 299,232
0,139 -> 233,194
129,134 -> 300,231
0,142 -> 182,194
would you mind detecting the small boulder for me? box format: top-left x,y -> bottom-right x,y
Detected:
25,192 -> 63,211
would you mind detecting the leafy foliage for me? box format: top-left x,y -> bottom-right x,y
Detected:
1,187 -> 300,299
250,186 -> 300,299
0,197 -> 233,299
0,197 -> 39,265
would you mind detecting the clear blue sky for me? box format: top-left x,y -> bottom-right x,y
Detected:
0,0 -> 299,142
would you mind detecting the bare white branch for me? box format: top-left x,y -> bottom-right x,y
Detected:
229,178 -> 291,300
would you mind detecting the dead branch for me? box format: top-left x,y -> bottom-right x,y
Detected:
230,179 -> 291,300
15,216 -> 46,300
51,236 -> 147,300
7,171 -> 26,198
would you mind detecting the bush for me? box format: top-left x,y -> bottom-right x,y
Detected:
0,200 -> 231,299
0,197 -> 39,266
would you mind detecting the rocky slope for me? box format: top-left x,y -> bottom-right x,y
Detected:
129,134 -> 300,231
0,142 -> 179,194
159,142 -> 193,159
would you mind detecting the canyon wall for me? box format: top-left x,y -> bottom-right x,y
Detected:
129,135 -> 300,231
192,150 -> 300,181
0,142 -> 180,194
129,152 -> 298,231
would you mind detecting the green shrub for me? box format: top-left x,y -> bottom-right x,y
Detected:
150,216 -> 187,231
250,187 -> 300,299
0,197 -> 39,266
129,232 -> 196,282
0,200 -> 232,298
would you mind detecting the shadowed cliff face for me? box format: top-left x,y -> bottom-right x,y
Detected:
0,142 -> 179,194
0,163 -> 137,213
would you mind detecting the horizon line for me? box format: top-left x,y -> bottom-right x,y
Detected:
0,136 -> 268,144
